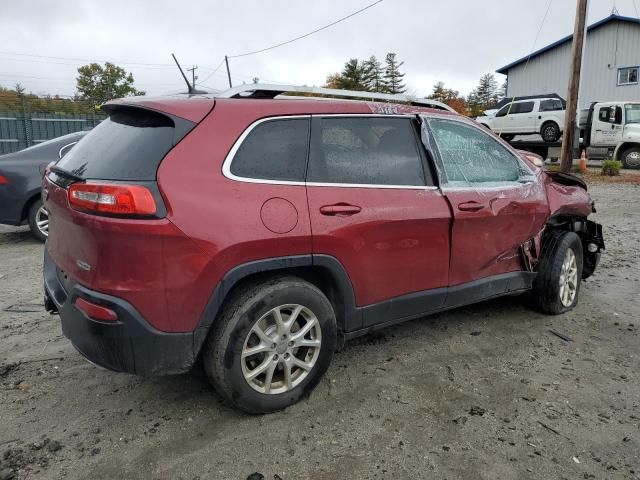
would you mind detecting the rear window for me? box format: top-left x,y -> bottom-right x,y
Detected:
56,106 -> 188,180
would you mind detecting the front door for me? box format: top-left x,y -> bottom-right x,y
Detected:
423,115 -> 548,287
592,104 -> 624,147
305,115 -> 451,329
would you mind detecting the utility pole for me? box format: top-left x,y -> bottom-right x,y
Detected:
187,65 -> 198,89
560,0 -> 589,172
225,56 -> 232,88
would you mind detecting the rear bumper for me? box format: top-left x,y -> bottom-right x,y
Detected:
43,248 -> 196,375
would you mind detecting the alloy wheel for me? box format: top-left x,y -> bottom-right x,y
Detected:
558,249 -> 578,307
241,304 -> 322,395
35,206 -> 49,237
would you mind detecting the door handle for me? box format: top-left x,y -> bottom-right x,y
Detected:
319,204 -> 362,216
458,201 -> 484,212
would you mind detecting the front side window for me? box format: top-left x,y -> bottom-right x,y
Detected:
229,118 -> 310,182
428,118 -> 532,187
598,107 -> 612,122
307,117 -> 428,186
618,67 -> 639,86
513,101 -> 534,114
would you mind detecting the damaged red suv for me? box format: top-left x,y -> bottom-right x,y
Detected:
43,85 -> 604,413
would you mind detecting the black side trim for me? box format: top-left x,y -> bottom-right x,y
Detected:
192,255 -> 314,353
344,272 -> 536,341
192,254 -> 361,353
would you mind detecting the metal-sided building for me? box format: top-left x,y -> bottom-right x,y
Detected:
497,14 -> 640,108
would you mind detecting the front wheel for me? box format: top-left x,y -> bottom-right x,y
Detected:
531,231 -> 583,314
28,199 -> 48,242
203,277 -> 337,414
620,146 -> 640,169
541,122 -> 561,143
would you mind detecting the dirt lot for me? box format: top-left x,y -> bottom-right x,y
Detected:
1,183 -> 638,480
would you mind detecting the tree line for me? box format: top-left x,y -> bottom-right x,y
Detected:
326,53 -> 505,116
2,57 -> 506,118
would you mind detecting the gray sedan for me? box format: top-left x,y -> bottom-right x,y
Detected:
0,131 -> 86,241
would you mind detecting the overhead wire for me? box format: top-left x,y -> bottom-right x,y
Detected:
227,0 -> 383,58
497,0 -> 554,138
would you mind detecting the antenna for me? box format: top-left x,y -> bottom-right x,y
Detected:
171,53 -> 207,95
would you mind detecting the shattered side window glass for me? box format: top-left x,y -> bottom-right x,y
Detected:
308,117 -> 427,186
428,118 -> 532,188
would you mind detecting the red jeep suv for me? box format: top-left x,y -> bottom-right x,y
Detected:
43,85 -> 604,413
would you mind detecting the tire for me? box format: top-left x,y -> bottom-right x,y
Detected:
541,122 -> 561,143
202,276 -> 337,414
27,199 -> 48,242
499,134 -> 515,141
531,231 -> 583,314
620,146 -> 640,169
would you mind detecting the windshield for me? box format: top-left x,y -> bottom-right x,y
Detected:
625,104 -> 640,124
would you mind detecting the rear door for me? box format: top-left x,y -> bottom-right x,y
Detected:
305,115 -> 451,329
423,116 -> 548,287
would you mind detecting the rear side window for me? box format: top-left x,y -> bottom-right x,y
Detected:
540,99 -> 563,111
229,118 -> 309,182
56,107 -> 188,181
308,117 -> 427,186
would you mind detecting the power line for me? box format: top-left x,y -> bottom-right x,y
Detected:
228,0 -> 383,58
0,51 -> 220,71
196,58 -> 226,85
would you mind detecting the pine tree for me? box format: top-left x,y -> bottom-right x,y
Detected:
467,73 -> 500,116
326,59 -> 369,91
363,55 -> 384,92
382,53 -> 406,94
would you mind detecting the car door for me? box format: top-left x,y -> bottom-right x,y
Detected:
491,104 -> 510,133
592,104 -> 624,147
513,101 -> 536,133
422,115 -> 548,288
305,115 -> 451,329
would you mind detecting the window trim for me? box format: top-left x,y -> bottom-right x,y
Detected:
617,66 -> 639,86
222,114 -> 438,190
422,114 -> 535,190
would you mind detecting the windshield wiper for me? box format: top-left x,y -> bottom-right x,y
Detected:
50,165 -> 84,182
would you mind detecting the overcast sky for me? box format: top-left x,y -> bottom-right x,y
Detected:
1,0 -> 638,98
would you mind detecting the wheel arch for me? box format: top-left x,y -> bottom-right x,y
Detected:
20,189 -> 43,223
192,255 -> 358,354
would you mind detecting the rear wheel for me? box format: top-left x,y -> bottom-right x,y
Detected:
620,146 -> 640,169
203,277 -> 337,414
541,122 -> 561,142
531,231 -> 583,314
27,199 -> 48,242
499,134 -> 515,141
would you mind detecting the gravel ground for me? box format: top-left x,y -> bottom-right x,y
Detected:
0,183 -> 638,480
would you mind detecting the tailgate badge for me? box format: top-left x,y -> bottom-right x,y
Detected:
76,260 -> 92,272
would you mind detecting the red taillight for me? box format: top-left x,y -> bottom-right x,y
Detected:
74,297 -> 118,322
68,183 -> 156,216
0,174 -> 9,185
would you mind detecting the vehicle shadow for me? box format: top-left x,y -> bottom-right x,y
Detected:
0,225 -> 41,245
